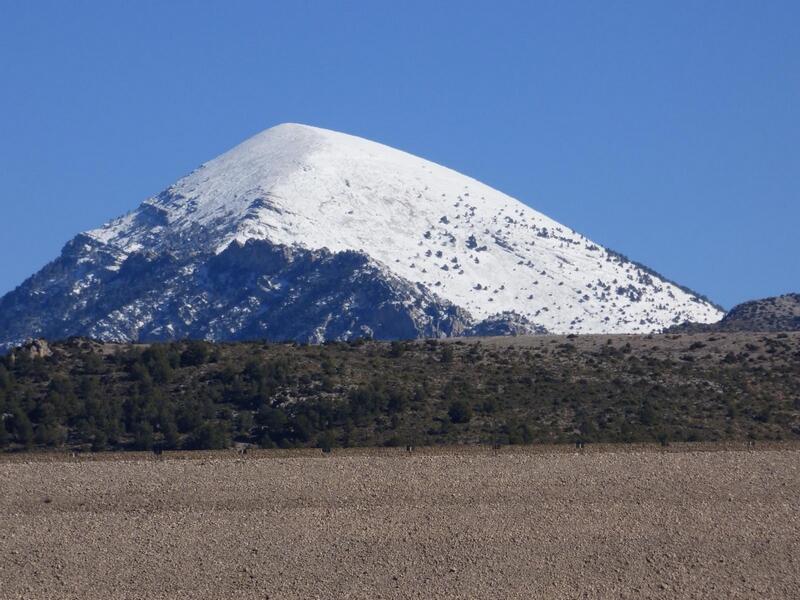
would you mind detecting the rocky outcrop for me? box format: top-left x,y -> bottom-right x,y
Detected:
18,339 -> 53,359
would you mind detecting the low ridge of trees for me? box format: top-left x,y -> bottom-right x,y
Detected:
0,333 -> 798,452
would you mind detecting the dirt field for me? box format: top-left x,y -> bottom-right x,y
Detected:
1,446 -> 799,599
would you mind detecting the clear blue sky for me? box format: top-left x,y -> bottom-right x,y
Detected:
1,1 -> 797,309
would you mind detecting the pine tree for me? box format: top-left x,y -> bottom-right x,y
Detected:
448,400 -> 472,424
12,410 -> 34,448
133,422 -> 154,451
0,418 -> 9,448
91,428 -> 108,452
162,418 -> 179,450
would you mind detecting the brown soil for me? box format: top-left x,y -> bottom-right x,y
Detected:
1,446 -> 799,599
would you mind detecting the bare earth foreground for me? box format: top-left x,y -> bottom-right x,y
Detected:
1,446 -> 799,599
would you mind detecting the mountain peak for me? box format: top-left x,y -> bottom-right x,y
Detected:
0,125 -> 724,349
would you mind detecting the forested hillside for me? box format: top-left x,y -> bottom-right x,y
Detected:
1,332 -> 799,452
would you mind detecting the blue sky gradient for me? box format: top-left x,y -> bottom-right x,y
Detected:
0,1 -> 797,308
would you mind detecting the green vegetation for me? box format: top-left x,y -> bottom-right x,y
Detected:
1,332 -> 799,452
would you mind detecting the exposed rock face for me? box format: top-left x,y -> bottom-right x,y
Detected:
18,339 -> 53,359
669,293 -> 800,333
0,239 -> 485,350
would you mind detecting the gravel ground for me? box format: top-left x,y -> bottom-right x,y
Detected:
1,447 -> 798,599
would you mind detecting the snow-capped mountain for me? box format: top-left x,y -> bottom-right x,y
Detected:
0,124 -> 723,349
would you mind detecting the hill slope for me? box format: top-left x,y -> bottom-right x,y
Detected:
670,294 -> 800,333
1,333 -> 798,451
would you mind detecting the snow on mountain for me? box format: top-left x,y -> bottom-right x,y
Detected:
0,123 -> 723,350
87,124 -> 721,331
